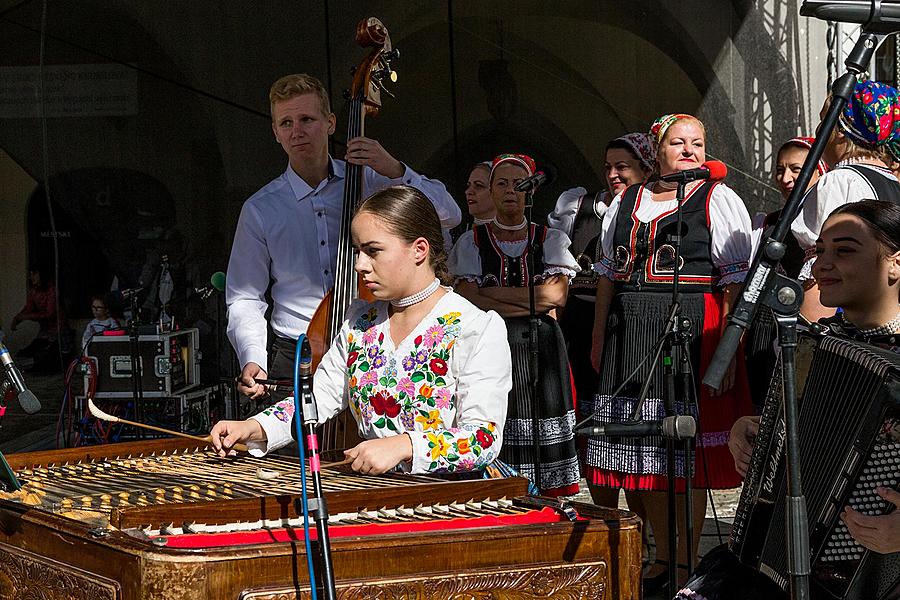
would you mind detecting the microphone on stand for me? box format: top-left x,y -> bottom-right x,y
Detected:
514,169 -> 556,192
800,1 -> 900,33
298,337 -> 318,424
577,415 -> 696,440
0,343 -> 41,414
659,160 -> 728,184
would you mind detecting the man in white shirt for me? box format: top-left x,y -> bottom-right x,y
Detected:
227,74 -> 460,399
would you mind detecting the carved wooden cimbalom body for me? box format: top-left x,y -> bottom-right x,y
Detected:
0,439 -> 641,599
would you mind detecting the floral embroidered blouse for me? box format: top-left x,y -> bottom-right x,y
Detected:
249,291 -> 512,474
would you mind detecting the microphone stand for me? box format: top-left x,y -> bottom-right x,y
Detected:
573,177 -> 699,592
523,188 -> 543,494
293,335 -> 337,600
127,293 -> 145,440
703,24 -> 885,600
638,176 -> 697,592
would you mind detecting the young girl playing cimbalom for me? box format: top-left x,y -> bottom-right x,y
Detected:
210,185 -> 512,476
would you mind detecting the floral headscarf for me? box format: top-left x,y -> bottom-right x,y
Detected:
614,132 -> 656,172
779,136 -> 829,176
490,153 -> 536,178
839,79 -> 900,147
649,113 -> 701,146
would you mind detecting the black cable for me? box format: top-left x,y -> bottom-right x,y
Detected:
37,0 -> 64,377
323,0 -> 334,116
447,1 -> 462,193
2,15 -> 269,120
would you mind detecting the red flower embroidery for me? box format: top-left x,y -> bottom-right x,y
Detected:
378,332 -> 384,343
371,390 -> 401,418
429,358 -> 448,376
347,351 -> 359,367
414,335 -> 423,346
475,428 -> 494,449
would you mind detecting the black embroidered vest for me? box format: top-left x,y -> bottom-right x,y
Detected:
570,191 -> 604,259
610,182 -> 718,292
472,223 -> 548,288
569,192 -> 605,296
840,164 -> 900,202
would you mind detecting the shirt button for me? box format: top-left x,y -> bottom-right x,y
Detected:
320,240 -> 326,246
324,269 -> 329,275
317,211 -> 324,217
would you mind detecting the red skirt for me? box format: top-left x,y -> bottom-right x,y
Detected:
583,292 -> 752,491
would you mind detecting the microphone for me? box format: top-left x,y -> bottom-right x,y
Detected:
0,343 -> 41,414
515,170 -> 555,192
577,415 -> 696,440
800,1 -> 900,33
659,160 -> 727,184
298,337 -> 318,424
195,271 -> 226,299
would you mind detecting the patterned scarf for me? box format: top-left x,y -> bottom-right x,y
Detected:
649,113 -> 701,146
614,132 -> 656,172
839,79 -> 900,147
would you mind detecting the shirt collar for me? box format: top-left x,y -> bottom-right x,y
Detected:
285,157 -> 345,201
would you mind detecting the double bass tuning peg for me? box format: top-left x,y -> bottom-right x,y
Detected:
383,48 -> 400,62
374,77 -> 395,99
374,68 -> 398,85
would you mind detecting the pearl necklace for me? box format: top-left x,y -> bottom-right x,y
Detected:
492,217 -> 527,231
840,307 -> 900,337
391,278 -> 441,308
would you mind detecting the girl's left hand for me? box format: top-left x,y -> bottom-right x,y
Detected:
344,434 -> 413,475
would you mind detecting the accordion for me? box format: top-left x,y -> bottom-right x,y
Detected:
730,330 -> 900,599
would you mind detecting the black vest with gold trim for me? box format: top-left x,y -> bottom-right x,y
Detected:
610,181 -> 718,293
472,223 -> 547,288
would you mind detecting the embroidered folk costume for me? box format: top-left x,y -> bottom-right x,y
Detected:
586,115 -> 754,491
449,154 -> 581,495
249,292 -> 512,475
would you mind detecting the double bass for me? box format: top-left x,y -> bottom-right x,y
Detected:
307,17 -> 399,451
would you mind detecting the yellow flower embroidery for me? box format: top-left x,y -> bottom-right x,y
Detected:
419,385 -> 434,398
347,332 -> 354,344
427,432 -> 451,460
416,410 -> 443,431
457,437 -> 471,454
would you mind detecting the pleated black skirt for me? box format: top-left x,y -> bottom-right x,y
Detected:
499,314 -> 579,494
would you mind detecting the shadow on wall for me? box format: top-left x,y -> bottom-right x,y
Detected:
26,168 -> 181,320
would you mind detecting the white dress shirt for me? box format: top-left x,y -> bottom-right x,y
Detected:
226,158 -> 461,371
249,292 -> 511,474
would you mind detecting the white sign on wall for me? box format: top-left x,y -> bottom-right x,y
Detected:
0,63 -> 138,118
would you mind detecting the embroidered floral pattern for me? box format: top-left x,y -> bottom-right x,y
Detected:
260,399 -> 295,423
344,305 -> 498,472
